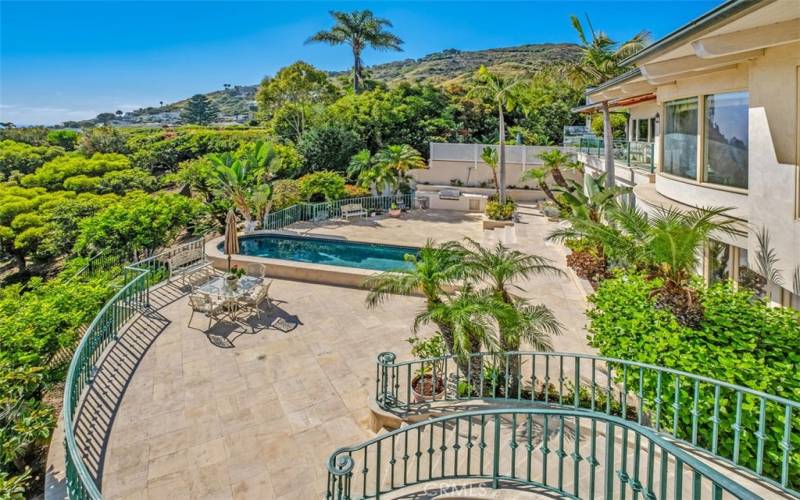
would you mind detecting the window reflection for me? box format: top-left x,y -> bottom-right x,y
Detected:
704,92 -> 748,188
663,97 -> 698,179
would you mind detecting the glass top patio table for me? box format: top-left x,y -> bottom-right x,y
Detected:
196,275 -> 263,300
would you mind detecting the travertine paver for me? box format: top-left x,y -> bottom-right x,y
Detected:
86,207 -> 595,499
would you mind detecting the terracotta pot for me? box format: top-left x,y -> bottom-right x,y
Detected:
388,209 -> 402,218
411,374 -> 445,403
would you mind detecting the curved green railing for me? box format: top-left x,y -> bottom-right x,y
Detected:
62,239 -> 206,499
262,193 -> 416,230
375,351 -> 800,496
327,408 -> 762,499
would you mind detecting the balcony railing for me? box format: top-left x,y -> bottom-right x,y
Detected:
327,408 -> 760,499
62,194 -> 419,499
368,351 -> 799,497
578,137 -> 655,173
262,193 -> 416,230
63,238 -> 207,499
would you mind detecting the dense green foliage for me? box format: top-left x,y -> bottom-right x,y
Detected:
74,192 -> 201,258
297,171 -> 347,202
588,273 -> 800,486
296,124 -> 362,174
0,141 -> 65,179
0,269 -> 117,495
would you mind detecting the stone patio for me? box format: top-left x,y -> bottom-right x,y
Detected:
61,207 -> 596,499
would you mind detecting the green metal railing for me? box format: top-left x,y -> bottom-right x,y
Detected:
327,408 -> 761,499
578,137 -> 655,173
62,238 -> 207,499
375,351 -> 800,496
262,193 -> 416,231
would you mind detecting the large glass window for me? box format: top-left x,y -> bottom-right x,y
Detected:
704,92 -> 748,189
637,119 -> 648,141
663,97 -> 698,179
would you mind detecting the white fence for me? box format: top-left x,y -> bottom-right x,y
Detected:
429,142 -> 576,167
414,142 -> 577,188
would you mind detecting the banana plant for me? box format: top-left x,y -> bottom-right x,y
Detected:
556,172 -> 631,223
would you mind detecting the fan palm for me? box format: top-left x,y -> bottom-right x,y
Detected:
468,66 -> 521,204
366,144 -> 425,194
566,16 -> 649,187
306,10 -> 403,94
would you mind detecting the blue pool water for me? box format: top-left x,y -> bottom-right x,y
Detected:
233,234 -> 418,271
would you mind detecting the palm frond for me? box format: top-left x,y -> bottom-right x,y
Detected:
754,226 -> 784,286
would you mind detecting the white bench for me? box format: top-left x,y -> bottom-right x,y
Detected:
168,247 -> 213,286
341,203 -> 367,219
438,189 -> 461,200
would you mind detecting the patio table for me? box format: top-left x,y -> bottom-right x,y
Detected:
196,275 -> 263,329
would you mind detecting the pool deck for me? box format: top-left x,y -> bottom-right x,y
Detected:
51,207 -> 595,499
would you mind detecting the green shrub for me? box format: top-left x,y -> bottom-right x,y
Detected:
46,130 -> 79,151
296,124 -> 362,175
0,140 -> 65,178
588,273 -> 800,487
270,179 -> 301,210
297,171 -> 347,202
21,153 -> 131,190
485,199 -> 515,220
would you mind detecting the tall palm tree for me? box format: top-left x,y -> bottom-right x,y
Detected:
566,15 -> 649,187
365,241 -> 464,354
480,146 -> 500,198
468,66 -> 521,204
306,10 -> 403,94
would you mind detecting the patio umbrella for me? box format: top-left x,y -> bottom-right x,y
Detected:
224,209 -> 240,271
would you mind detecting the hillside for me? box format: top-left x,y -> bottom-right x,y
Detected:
88,42 -> 581,126
353,43 -> 581,86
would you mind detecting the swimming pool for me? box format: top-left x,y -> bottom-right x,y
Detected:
232,234 -> 418,271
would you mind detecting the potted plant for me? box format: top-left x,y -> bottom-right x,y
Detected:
226,265 -> 245,290
408,334 -> 446,402
388,202 -> 402,218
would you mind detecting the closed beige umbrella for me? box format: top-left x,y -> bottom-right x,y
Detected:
224,209 -> 239,271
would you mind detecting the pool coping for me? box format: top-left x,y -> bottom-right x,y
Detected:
206,231 -> 397,290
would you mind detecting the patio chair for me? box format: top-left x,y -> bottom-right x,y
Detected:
238,281 -> 273,319
188,293 -> 224,330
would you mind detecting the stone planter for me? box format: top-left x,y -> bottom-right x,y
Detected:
482,218 -> 515,230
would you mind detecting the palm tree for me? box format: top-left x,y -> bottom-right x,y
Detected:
306,10 -> 403,94
548,204 -> 742,325
521,167 -> 564,208
457,239 -> 563,393
347,149 -> 373,182
538,149 -> 575,192
566,15 -> 649,187
468,66 -> 521,204
365,241 -> 464,354
480,146 -> 500,198
374,144 -> 425,189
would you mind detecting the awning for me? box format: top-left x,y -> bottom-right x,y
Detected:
572,93 -> 656,114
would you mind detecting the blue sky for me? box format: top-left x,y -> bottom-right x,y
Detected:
0,1 -> 718,125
